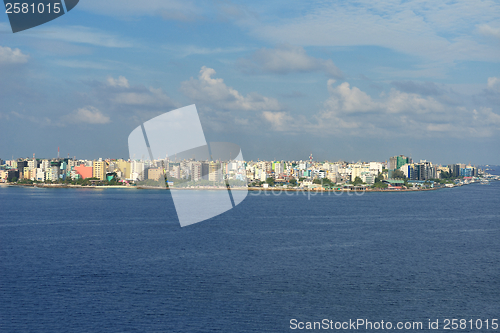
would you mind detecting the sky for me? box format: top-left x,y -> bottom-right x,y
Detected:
1,0 -> 499,164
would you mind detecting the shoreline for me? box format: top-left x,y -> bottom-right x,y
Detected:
0,182 -> 473,192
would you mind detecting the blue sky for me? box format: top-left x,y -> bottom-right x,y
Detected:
1,0 -> 499,164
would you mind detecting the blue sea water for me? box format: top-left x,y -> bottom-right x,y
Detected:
1,182 -> 499,332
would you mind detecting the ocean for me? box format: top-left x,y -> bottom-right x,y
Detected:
1,181 -> 499,332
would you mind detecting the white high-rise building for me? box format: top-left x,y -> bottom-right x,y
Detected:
369,162 -> 383,175
40,159 -> 50,171
191,162 -> 202,181
274,162 -> 284,176
36,168 -> 45,181
131,160 -> 145,181
28,159 -> 37,170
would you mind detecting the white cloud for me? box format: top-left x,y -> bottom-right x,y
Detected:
107,76 -> 130,88
243,1 -> 500,63
384,89 -> 444,115
180,66 -> 281,111
240,44 -> 343,78
310,80 -> 500,137
487,77 -> 500,89
80,77 -> 179,122
262,111 -> 293,131
325,79 -> 377,113
0,46 -> 29,64
477,24 -> 500,40
474,108 -> 500,125
34,26 -> 133,48
65,106 -> 110,124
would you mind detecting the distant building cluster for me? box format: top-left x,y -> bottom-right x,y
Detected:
0,153 -> 481,187
244,160 -> 384,185
388,155 -> 479,180
0,156 -> 246,184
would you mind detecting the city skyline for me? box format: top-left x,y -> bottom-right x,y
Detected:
1,152 -> 486,185
1,150 -> 496,167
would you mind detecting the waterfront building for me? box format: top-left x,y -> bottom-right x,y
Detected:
413,160 -> 436,180
448,164 -> 461,177
369,162 -> 383,174
40,159 -> 50,171
27,159 -> 37,170
70,169 -> 81,180
313,169 -> 326,179
209,162 -> 222,182
67,159 -> 77,170
51,166 -> 60,181
460,166 -> 477,178
351,164 -> 371,181
361,172 -> 375,184
130,160 -> 145,181
273,161 -> 285,177
399,163 -> 415,179
191,162 -> 203,181
114,159 -> 131,179
148,168 -> 164,181
36,168 -> 45,181
93,159 -> 107,180
169,165 -> 181,179
23,167 -> 30,180
75,165 -> 93,179
389,155 -> 412,177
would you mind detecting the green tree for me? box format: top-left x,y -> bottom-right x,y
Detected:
375,173 -> 385,183
288,178 -> 297,186
322,178 -> 333,186
440,171 -> 455,180
391,170 -> 407,180
372,182 -> 388,189
265,177 -> 275,186
352,176 -> 363,186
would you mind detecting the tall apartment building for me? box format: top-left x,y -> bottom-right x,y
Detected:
115,159 -> 131,179
351,164 -> 370,180
209,162 -> 222,182
93,159 -> 107,180
36,168 -> 45,181
400,161 -> 437,181
171,165 -> 181,179
130,160 -> 145,181
190,162 -> 202,181
40,159 -> 50,171
27,159 -> 37,170
148,168 -> 164,181
273,161 -> 285,176
389,155 -> 412,178
389,155 -> 412,171
448,164 -> 461,177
